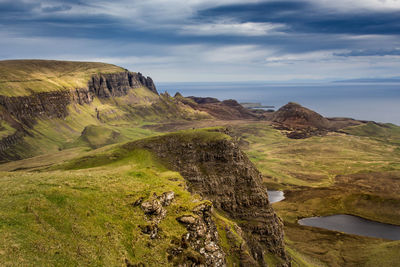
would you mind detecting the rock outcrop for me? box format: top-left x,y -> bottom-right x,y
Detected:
170,203 -> 226,266
89,71 -> 158,98
136,192 -> 175,239
130,130 -> 290,266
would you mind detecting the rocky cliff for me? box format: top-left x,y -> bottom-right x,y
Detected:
129,130 -> 290,266
88,71 -> 157,98
0,70 -> 158,162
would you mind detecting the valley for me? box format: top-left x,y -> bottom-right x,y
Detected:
0,60 -> 399,266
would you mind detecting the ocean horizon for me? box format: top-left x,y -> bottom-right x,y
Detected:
158,82 -> 400,125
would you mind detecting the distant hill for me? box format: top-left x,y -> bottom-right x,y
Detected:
271,102 -> 363,138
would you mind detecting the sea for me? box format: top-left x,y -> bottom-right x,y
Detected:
157,82 -> 400,125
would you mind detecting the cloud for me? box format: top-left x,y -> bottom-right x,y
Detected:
180,21 -> 286,36
335,48 -> 400,57
42,4 -> 72,13
265,51 -> 339,64
0,0 -> 40,13
306,0 -> 400,12
1,0 -> 400,81
200,1 -> 400,35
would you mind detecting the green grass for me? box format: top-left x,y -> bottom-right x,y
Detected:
58,127 -> 229,171
0,59 -> 124,96
0,138 -> 211,266
234,123 -> 400,188
0,119 -> 15,138
343,122 -> 400,145
0,128 -> 247,266
77,125 -> 127,149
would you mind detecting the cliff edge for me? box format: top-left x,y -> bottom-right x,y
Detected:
128,129 -> 290,266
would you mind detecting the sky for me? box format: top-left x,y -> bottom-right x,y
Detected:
1,0 -> 400,82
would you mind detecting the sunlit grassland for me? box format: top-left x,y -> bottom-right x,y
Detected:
0,147 -> 201,266
0,128 -> 244,266
0,60 -> 124,96
235,123 -> 400,189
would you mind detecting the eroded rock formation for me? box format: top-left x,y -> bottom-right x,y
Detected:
130,131 -> 290,266
89,72 -> 158,98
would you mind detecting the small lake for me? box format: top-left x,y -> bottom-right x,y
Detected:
267,190 -> 285,203
299,214 -> 400,240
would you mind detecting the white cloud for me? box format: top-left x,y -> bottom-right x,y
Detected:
68,0 -> 262,26
202,45 -> 274,63
307,0 -> 400,11
180,21 -> 286,36
265,50 -> 341,64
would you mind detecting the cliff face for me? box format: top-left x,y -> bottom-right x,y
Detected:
130,131 -> 289,266
0,71 -> 158,162
0,91 -> 71,126
88,71 -> 158,98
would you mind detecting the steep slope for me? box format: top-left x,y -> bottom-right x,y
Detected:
128,129 -> 290,266
0,142 -> 224,266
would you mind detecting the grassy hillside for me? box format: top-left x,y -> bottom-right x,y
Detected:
0,150 -> 194,265
0,60 -> 210,162
0,60 -> 124,96
343,122 -> 400,145
0,129 -> 247,266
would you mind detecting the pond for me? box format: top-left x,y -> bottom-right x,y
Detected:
267,190 -> 285,204
298,214 -> 400,240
